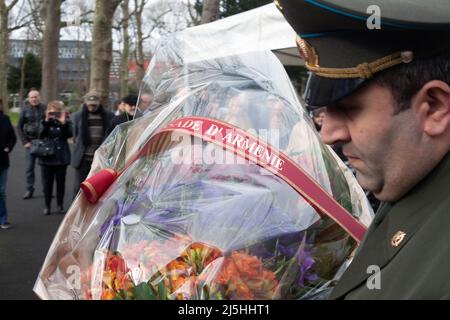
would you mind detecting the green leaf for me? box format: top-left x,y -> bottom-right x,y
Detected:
112,294 -> 124,300
132,283 -> 157,300
121,289 -> 132,300
157,280 -> 167,300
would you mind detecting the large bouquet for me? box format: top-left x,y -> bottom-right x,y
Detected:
34,30 -> 373,300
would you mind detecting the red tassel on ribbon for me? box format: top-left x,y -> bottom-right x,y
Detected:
80,169 -> 118,204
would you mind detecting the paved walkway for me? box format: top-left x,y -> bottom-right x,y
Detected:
0,141 -> 75,300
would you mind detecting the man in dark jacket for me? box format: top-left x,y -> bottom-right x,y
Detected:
106,94 -> 141,135
0,99 -> 17,229
17,89 -> 46,199
71,91 -> 114,198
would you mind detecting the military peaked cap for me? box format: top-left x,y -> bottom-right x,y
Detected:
274,0 -> 450,107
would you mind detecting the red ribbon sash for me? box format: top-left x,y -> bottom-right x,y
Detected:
81,116 -> 367,242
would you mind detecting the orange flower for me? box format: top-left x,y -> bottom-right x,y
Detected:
87,236 -> 283,300
231,251 -> 263,279
216,259 -> 239,285
101,288 -> 117,300
169,275 -> 188,291
106,255 -> 128,274
215,251 -> 279,300
180,242 -> 223,275
102,270 -> 116,289
234,282 -> 254,300
167,260 -> 190,273
114,272 -> 133,291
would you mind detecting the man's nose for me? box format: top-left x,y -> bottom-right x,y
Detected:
320,112 -> 351,145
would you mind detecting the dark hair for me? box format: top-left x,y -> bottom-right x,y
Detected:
0,98 -> 3,112
374,52 -> 450,114
121,94 -> 138,106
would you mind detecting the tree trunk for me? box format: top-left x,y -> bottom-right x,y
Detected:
0,1 -> 9,112
200,0 -> 220,24
119,0 -> 129,98
19,37 -> 31,108
41,0 -> 62,104
134,0 -> 146,90
90,0 -> 122,108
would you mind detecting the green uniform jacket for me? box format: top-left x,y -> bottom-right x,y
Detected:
330,152 -> 450,299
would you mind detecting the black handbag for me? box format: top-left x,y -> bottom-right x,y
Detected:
30,138 -> 56,158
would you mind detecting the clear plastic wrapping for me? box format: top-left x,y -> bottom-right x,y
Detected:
34,31 -> 373,300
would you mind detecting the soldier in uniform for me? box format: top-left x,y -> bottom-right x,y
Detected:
275,0 -> 450,299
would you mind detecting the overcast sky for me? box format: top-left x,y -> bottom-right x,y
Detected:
10,0 -> 197,53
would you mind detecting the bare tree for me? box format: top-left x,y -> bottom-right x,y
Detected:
90,0 -> 122,107
0,0 -> 31,112
131,0 -> 181,90
119,0 -> 130,97
200,0 -> 220,24
40,0 -> 64,103
26,0 -> 44,37
186,0 -> 201,26
132,0 -> 146,89
18,27 -> 33,108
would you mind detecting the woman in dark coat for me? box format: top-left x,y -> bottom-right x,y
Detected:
39,101 -> 73,215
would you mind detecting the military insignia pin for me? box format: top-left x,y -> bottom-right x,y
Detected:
391,231 -> 407,247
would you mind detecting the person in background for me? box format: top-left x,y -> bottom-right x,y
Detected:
0,98 -> 17,229
138,93 -> 153,114
38,101 -> 73,215
114,100 -> 125,116
17,89 -> 46,199
107,94 -> 140,135
312,107 -> 326,132
71,91 -> 114,198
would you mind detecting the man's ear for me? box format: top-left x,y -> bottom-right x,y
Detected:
412,80 -> 450,137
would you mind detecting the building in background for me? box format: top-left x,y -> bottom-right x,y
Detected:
9,39 -> 91,98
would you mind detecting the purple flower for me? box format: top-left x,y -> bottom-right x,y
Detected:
250,245 -> 276,260
99,199 -> 139,236
297,248 -> 319,287
278,245 -> 297,259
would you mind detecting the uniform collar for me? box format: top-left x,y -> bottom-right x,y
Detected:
331,151 -> 450,299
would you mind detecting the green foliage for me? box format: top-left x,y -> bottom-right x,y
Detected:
194,0 -> 203,16
133,283 -> 157,300
7,53 -> 42,93
7,112 -> 20,126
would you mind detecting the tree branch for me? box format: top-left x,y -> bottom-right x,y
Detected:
60,18 -> 92,28
8,11 -> 33,32
8,21 -> 30,32
6,0 -> 20,11
186,0 -> 201,26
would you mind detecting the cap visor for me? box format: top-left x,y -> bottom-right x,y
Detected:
303,73 -> 367,108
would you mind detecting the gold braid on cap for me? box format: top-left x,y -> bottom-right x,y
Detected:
274,0 -> 283,11
296,36 -> 414,79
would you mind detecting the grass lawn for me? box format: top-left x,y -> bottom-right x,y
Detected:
8,112 -> 20,126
